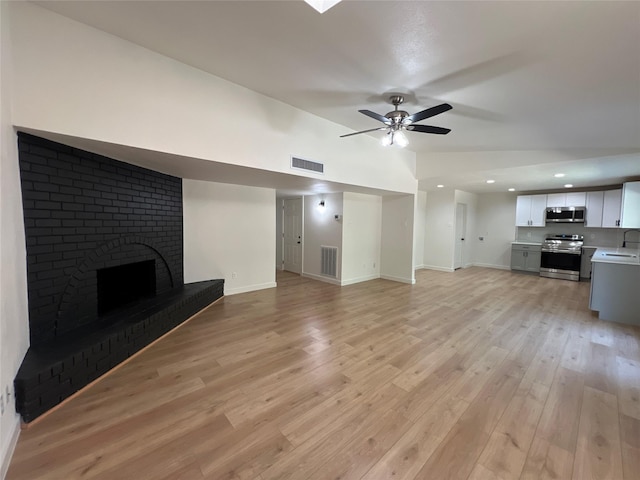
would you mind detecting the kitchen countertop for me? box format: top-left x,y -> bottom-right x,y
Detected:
592,247 -> 640,266
511,241 -> 542,246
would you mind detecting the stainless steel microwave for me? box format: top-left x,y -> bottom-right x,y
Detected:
545,206 -> 586,223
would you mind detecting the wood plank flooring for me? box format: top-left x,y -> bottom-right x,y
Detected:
7,267 -> 640,480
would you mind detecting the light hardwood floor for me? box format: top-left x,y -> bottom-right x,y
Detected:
7,267 -> 640,480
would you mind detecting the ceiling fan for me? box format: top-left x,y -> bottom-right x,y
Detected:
340,95 -> 452,147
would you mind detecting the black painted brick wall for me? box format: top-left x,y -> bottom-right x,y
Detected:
18,133 -> 184,345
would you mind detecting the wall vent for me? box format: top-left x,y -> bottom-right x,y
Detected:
321,246 -> 338,278
291,156 -> 324,174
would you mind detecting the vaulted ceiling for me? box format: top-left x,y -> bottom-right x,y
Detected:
34,0 -> 640,193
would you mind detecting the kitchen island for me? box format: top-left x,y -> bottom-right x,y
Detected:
589,247 -> 640,325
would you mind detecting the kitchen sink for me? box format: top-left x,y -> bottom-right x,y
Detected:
604,253 -> 637,258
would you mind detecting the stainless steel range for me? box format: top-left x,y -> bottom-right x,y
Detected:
540,234 -> 584,281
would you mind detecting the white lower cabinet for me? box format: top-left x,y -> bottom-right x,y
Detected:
511,244 -> 541,273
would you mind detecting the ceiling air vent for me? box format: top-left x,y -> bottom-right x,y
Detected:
291,156 -> 323,174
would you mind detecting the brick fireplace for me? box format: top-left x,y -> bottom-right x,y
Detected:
14,133 -> 223,422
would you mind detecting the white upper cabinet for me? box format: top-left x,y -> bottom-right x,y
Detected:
566,192 -> 587,207
602,189 -> 622,227
621,181 -> 640,228
585,191 -> 604,228
516,194 -> 547,226
546,193 -> 565,207
546,192 -> 586,207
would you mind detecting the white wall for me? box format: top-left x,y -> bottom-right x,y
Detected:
342,192 -> 382,285
423,189 -> 456,271
183,180 -> 276,295
413,191 -> 427,269
454,190 -> 478,269
381,195 -> 415,284
0,2 -> 29,476
475,193 -> 517,269
9,2 -> 417,196
303,193 -> 343,284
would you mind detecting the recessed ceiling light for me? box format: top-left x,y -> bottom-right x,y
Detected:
564,184 -> 573,188
436,184 -> 444,188
486,180 -> 495,184
508,188 -> 515,192
304,0 -> 342,13
554,173 -> 565,178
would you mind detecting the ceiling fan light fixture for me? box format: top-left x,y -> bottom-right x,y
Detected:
394,130 -> 408,148
381,128 -> 408,148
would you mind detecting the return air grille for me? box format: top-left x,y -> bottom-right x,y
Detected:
321,246 -> 338,277
291,156 -> 324,174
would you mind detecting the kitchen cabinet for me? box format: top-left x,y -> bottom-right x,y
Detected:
546,193 -> 565,208
511,244 -> 542,273
602,189 -> 622,227
516,194 -> 547,227
546,192 -> 586,207
580,247 -> 597,279
585,191 -> 604,228
621,181 -> 640,228
590,248 -> 640,325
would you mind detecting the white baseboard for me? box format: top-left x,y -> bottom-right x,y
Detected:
380,274 -> 416,285
1,415 -> 21,480
301,272 -> 342,286
414,264 -> 426,270
224,282 -> 277,296
472,263 -> 511,271
341,274 -> 380,286
421,265 -> 455,273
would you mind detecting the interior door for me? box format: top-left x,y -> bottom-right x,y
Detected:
454,203 -> 466,270
283,198 -> 302,274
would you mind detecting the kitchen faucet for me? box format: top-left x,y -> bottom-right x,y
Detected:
622,229 -> 640,247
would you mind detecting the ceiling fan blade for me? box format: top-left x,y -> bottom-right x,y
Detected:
340,127 -> 387,138
406,103 -> 452,123
406,124 -> 451,135
359,110 -> 392,125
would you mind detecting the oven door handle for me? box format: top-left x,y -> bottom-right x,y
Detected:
542,248 -> 581,254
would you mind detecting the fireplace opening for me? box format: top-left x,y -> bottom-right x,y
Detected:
97,260 -> 156,316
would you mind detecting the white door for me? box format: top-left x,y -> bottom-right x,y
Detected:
283,198 -> 302,274
454,203 -> 466,270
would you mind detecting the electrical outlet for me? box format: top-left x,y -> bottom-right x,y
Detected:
373,262 -> 376,269
231,272 -> 237,279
